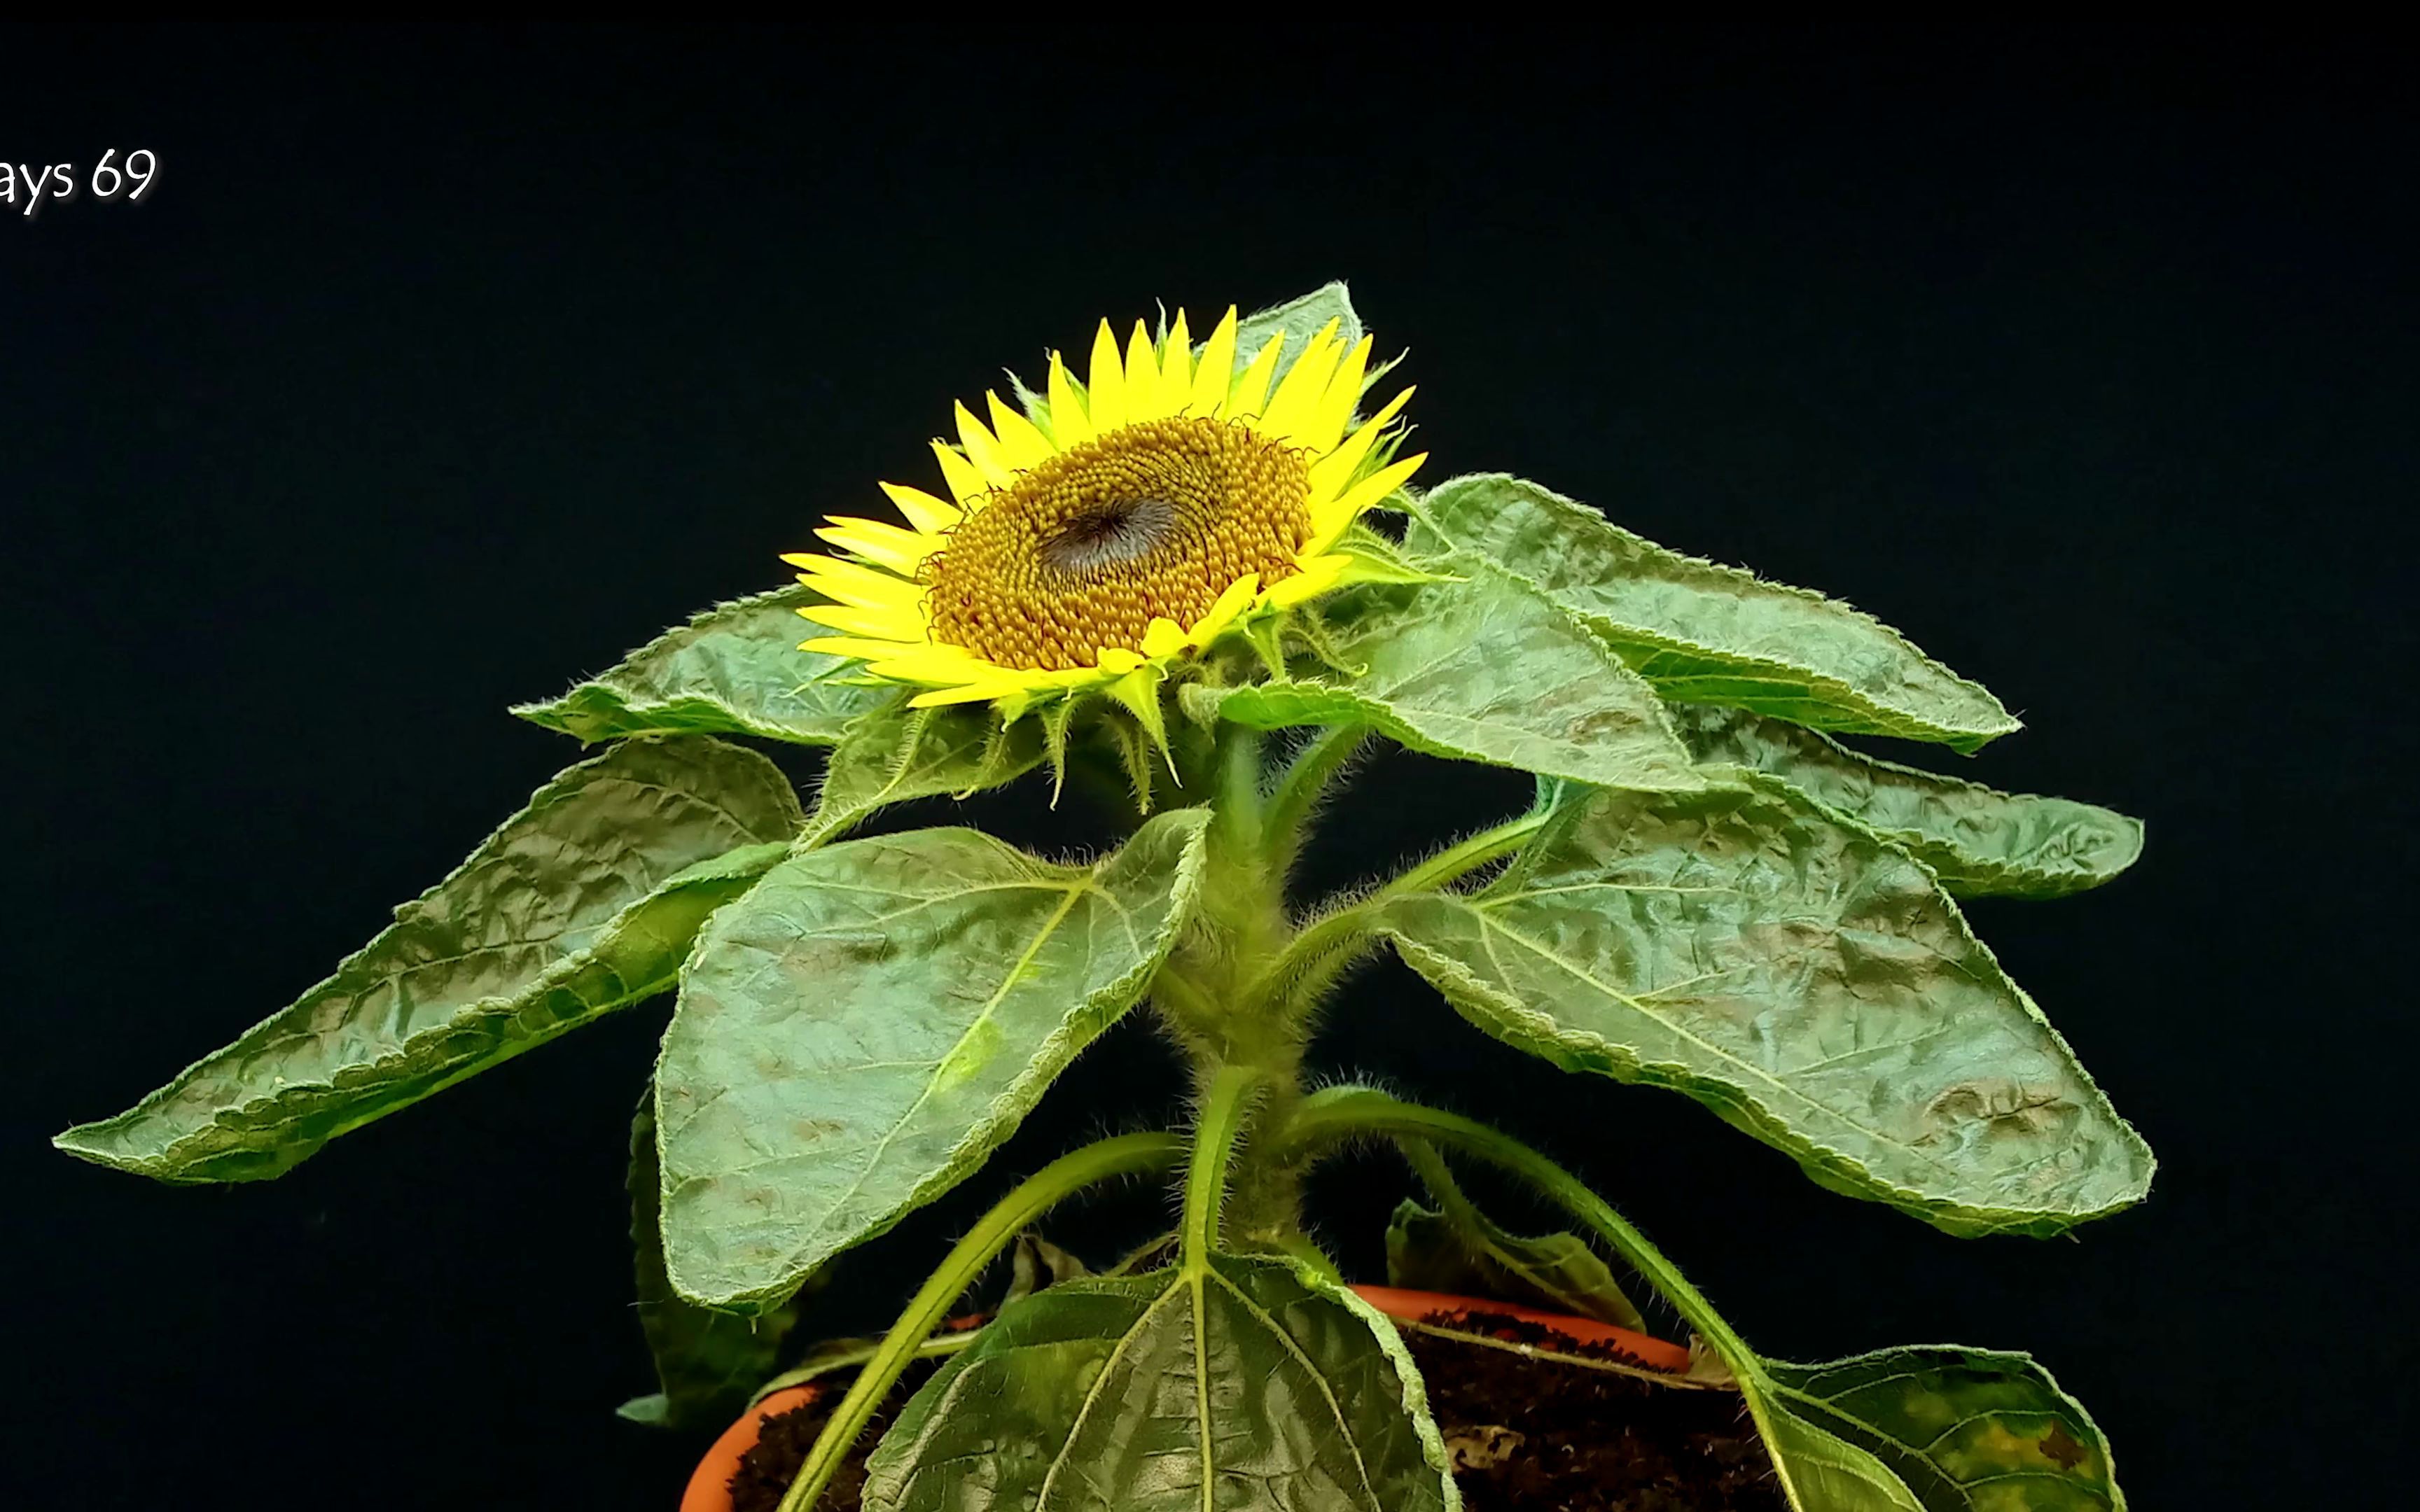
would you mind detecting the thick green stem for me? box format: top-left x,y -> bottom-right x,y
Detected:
774,1132 -> 1183,1512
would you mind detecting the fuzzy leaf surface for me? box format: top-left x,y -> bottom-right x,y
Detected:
1754,1347 -> 2125,1511
623,1100 -> 798,1428
802,699 -> 1047,847
656,810 -> 1211,1309
55,739 -> 800,1183
1671,706 -> 2141,899
1409,475 -> 2017,751
513,587 -> 891,746
1381,776 -> 2153,1236
861,1254 -> 1456,1512
1196,560 -> 1701,792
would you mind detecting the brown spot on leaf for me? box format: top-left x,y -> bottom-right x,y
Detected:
2040,1422 -> 2088,1471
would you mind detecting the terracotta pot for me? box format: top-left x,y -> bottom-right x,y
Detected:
681,1288 -> 1691,1508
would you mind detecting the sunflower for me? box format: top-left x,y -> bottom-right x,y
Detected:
785,307 -> 1425,719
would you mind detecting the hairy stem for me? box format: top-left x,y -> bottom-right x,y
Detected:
1262,722 -> 1369,874
774,1132 -> 1183,1512
1183,1064 -> 1264,1266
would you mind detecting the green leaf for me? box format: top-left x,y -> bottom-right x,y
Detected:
1228,281 -> 1367,392
513,587 -> 892,746
1756,1347 -> 2125,1511
802,699 -> 1047,847
656,809 -> 1212,1310
1190,557 -> 1702,793
1384,1144 -> 1646,1330
860,1254 -> 1456,1512
625,1100 -> 799,1429
1407,475 -> 2019,752
1380,774 -> 2153,1236
55,740 -> 802,1183
1671,705 -> 2143,899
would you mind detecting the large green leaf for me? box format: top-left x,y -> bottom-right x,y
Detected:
621,1100 -> 800,1429
1671,705 -> 2142,899
1407,475 -> 2019,751
55,739 -> 801,1183
1380,775 -> 2153,1236
1755,1347 -> 2125,1511
861,1254 -> 1456,1512
802,699 -> 1047,847
1190,558 -> 1702,793
513,587 -> 891,746
655,809 -> 1211,1310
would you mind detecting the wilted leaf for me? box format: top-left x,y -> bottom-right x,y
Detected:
1195,556 -> 1702,793
656,810 -> 1211,1310
1409,475 -> 2017,751
1671,705 -> 2141,899
514,587 -> 891,746
1386,1201 -> 1645,1332
861,1254 -> 1456,1512
1381,775 -> 2153,1236
56,739 -> 801,1183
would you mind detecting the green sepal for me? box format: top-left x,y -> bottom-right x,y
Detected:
55,739 -> 801,1183
1407,475 -> 2019,752
513,587 -> 892,746
655,809 -> 1213,1310
1104,662 -> 1178,781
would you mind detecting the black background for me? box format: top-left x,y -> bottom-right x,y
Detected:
8,24 -> 2412,1509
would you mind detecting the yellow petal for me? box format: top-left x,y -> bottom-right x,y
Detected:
953,402 -> 1016,490
1139,617 -> 1189,659
1256,318 -> 1342,443
910,678 -> 1031,708
1159,310 -> 1193,412
1266,553 -> 1350,607
816,518 -> 940,576
1305,451 -> 1428,556
1305,386 -> 1415,505
1187,571 -> 1261,644
1307,335 -> 1375,454
799,602 -> 924,639
793,554 -> 924,609
1222,329 -> 1285,422
985,391 -> 1055,472
871,650 -> 1000,685
1048,350 -> 1094,447
1087,320 -> 1127,433
1094,647 -> 1145,675
877,481 -> 962,534
1191,307 -> 1238,416
928,440 -> 994,510
1124,319 -> 1163,421
804,634 -> 932,660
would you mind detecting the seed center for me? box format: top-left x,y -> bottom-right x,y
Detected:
922,416 -> 1312,672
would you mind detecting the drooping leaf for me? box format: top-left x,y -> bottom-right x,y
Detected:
56,739 -> 802,1183
1671,705 -> 2142,899
623,1100 -> 800,1429
1755,1346 -> 2125,1511
1381,774 -> 2153,1236
1407,475 -> 2019,752
1003,1233 -> 1091,1307
860,1254 -> 1456,1512
1385,1180 -> 1646,1331
1191,557 -> 1702,794
656,810 -> 1211,1310
513,587 -> 892,746
801,699 -> 1047,847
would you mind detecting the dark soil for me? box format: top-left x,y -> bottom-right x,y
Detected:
728,1312 -> 1780,1511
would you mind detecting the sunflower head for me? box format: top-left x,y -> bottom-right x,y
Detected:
785,306 -> 1425,721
